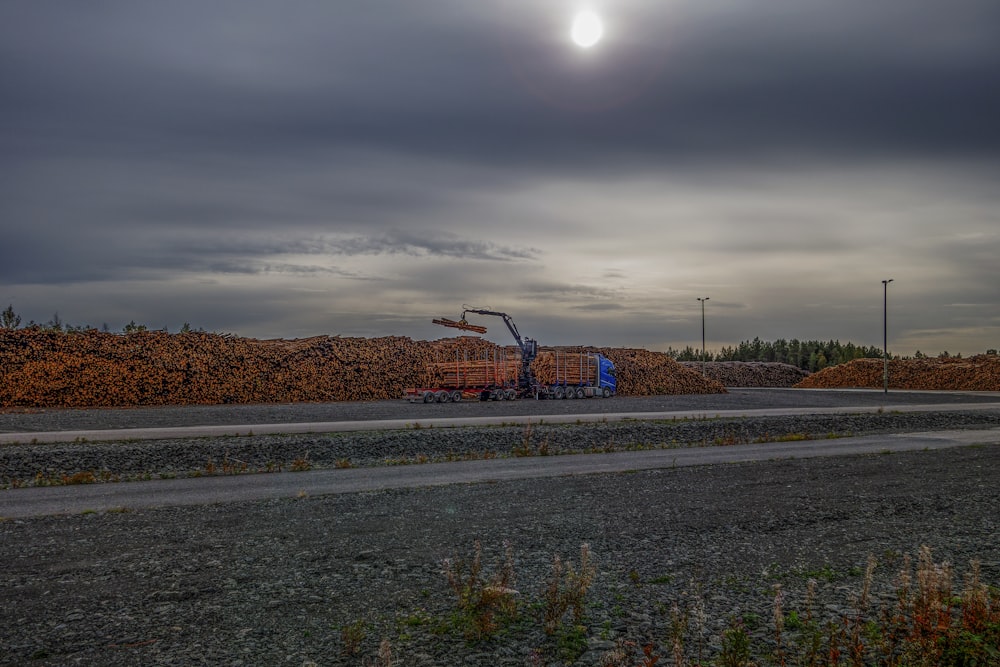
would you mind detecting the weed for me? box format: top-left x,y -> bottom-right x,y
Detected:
340,619 -> 366,656
555,623 -> 588,663
61,471 -> 97,485
291,456 -> 312,472
442,540 -> 519,640
718,617 -> 753,667
334,458 -> 352,469
361,638 -> 392,667
542,543 -> 596,635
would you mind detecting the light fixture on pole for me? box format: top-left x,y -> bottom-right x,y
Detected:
697,297 -> 709,376
882,279 -> 893,393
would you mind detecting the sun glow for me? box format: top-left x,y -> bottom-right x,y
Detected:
571,11 -> 603,48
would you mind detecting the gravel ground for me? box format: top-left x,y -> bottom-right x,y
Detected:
2,395 -> 1000,666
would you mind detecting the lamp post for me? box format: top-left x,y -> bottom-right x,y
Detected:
697,297 -> 709,376
882,279 -> 893,393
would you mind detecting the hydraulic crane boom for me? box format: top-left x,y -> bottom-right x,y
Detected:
460,306 -> 536,362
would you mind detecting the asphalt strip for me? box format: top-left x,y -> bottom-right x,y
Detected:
2,427 -> 999,519
3,402 -> 1000,444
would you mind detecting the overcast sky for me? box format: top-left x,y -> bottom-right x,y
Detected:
2,0 -> 999,355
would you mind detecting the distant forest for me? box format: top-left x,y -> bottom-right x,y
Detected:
670,338 -> 889,373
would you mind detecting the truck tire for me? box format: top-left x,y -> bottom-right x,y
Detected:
553,386 -> 565,399
505,389 -> 516,401
423,391 -> 434,403
576,387 -> 586,399
436,391 -> 451,403
566,387 -> 576,399
602,387 -> 611,398
451,390 -> 463,402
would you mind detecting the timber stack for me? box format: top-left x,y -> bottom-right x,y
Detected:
794,355 -> 1000,391
0,328 -> 727,408
679,361 -> 809,387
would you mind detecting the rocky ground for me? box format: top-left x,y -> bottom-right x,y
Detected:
2,399 -> 1000,666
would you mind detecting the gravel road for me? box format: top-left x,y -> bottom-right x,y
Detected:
2,391 -> 1000,666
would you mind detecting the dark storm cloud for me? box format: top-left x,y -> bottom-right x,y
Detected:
326,230 -> 538,261
3,0 -> 999,174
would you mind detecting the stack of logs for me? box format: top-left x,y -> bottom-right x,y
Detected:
0,329 -> 727,408
530,351 -> 599,386
590,347 -> 727,396
679,361 -> 809,387
423,345 -> 521,389
795,355 -> 1000,391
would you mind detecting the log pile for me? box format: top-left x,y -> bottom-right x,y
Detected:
557,347 -> 727,395
423,346 -> 521,388
0,329 -> 726,408
530,351 -> 599,386
679,361 -> 809,387
794,355 -> 1000,391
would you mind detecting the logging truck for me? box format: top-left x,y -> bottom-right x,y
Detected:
403,307 -> 618,402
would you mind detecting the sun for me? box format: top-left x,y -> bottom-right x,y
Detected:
570,10 -> 603,48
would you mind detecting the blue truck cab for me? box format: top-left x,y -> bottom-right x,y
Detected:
597,354 -> 617,395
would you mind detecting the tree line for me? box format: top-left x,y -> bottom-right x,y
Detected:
667,338 -> 887,372
668,337 -> 999,372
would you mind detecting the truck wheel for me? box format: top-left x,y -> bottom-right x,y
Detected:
423,391 -> 434,403
436,391 -> 450,403
566,387 -> 576,399
553,386 -> 565,399
451,391 -> 463,402
505,389 -> 516,401
602,387 -> 611,398
576,387 -> 586,399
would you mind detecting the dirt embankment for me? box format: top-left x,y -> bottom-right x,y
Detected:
0,330 -> 724,409
795,355 -> 1000,391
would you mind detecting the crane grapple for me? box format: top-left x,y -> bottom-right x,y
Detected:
431,318 -> 488,334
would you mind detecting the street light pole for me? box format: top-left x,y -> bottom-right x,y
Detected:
697,297 -> 709,376
882,279 -> 893,393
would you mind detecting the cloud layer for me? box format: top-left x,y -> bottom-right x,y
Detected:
2,0 -> 999,354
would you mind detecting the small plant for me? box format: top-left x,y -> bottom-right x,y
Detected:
442,540 -> 519,640
61,471 -> 97,485
291,456 -> 312,472
334,458 -> 352,469
542,543 -> 596,635
719,617 -> 753,667
361,638 -> 393,667
340,619 -> 366,656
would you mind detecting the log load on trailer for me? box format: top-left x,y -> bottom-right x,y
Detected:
403,307 -> 617,402
404,347 -> 522,403
531,350 -> 617,399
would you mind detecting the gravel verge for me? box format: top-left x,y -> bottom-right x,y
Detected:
2,402 -> 1000,666
2,409 -> 1000,486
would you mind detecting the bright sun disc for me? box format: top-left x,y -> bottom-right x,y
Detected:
571,11 -> 603,48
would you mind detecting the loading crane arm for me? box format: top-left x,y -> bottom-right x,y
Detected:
460,306 -> 536,362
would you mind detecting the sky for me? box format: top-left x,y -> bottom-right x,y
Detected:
2,0 -> 999,356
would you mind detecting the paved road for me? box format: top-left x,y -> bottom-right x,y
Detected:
4,399 -> 1000,445
3,427 -> 999,518
4,388 -> 1000,436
